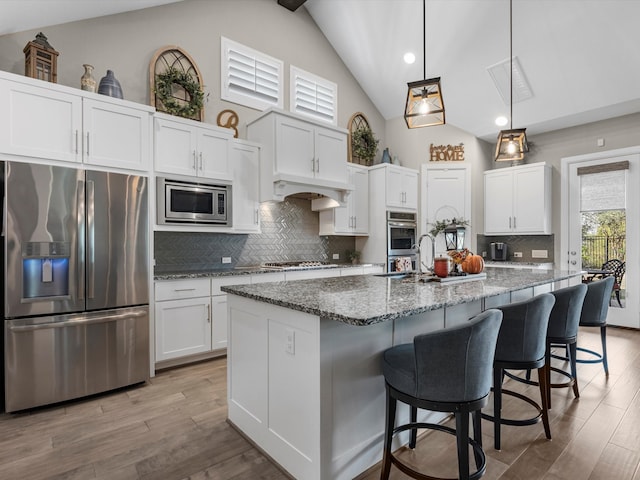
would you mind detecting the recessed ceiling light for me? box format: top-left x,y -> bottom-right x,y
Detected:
495,116 -> 508,126
403,52 -> 416,64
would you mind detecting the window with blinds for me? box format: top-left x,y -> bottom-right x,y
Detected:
290,66 -> 337,125
221,37 -> 283,111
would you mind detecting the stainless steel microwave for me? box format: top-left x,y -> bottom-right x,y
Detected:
157,177 -> 231,226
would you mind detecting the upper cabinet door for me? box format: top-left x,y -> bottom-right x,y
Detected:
83,99 -> 151,171
513,165 -> 551,233
351,165 -> 369,234
314,127 -> 347,183
154,116 -> 198,176
402,170 -> 419,210
0,79 -> 82,163
275,116 -> 315,177
231,141 -> 261,233
484,169 -> 513,234
197,128 -> 231,181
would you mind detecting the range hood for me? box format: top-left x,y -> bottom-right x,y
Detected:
247,108 -> 354,209
271,173 -> 353,208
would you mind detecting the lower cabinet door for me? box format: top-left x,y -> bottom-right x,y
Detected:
211,295 -> 228,350
155,297 -> 211,361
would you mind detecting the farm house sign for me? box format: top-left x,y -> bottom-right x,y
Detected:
430,143 -> 465,161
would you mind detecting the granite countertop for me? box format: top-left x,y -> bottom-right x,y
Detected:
221,267 -> 583,327
154,263 -> 379,281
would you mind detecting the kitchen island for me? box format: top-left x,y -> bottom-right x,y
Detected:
222,267 -> 582,480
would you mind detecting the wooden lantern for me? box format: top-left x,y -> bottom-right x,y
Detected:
24,32 -> 59,83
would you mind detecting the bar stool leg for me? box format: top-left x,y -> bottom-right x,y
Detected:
472,410 -> 483,469
455,411 -> 470,480
380,386 -> 396,480
569,342 -> 580,398
409,406 -> 418,448
601,326 -> 609,376
493,367 -> 503,450
537,366 -> 552,440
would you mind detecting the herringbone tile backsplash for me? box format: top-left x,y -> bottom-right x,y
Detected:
155,198 -> 356,273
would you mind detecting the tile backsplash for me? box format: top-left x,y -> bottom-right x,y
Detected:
154,197 -> 356,273
476,234 -> 554,263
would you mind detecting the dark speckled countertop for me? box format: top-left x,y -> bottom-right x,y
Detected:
221,267 -> 583,326
154,263 -> 379,280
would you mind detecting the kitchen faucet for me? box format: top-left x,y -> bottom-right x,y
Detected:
415,234 -> 436,273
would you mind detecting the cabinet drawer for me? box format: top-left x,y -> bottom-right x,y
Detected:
211,275 -> 251,296
155,278 -> 210,301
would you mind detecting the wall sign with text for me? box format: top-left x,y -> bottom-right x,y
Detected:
430,143 -> 465,161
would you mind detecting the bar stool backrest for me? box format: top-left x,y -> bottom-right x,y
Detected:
547,283 -> 588,340
580,276 -> 615,327
413,309 -> 503,402
495,293 -> 556,363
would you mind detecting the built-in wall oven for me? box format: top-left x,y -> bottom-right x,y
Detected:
387,211 -> 418,272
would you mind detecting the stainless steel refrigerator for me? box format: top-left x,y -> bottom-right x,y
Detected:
2,161 -> 149,412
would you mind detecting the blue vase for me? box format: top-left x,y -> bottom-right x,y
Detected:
382,148 -> 391,164
98,70 -> 123,99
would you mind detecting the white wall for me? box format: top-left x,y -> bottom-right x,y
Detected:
0,0 -> 386,146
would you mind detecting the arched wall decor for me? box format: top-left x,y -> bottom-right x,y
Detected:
149,45 -> 205,122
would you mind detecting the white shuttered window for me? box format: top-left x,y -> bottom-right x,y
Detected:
290,66 -> 337,125
221,37 -> 283,111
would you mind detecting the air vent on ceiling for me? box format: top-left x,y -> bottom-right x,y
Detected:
487,56 -> 533,105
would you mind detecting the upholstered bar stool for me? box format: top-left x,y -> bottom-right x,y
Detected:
380,309 -> 503,480
577,276 -> 615,375
481,293 -> 555,451
544,283 -> 588,408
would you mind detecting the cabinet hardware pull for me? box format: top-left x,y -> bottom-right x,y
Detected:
193,151 -> 197,170
199,152 -> 203,171
207,304 -> 211,323
173,288 -> 197,292
311,158 -> 315,173
513,217 -> 517,229
255,209 -> 259,224
316,157 -> 320,173
509,217 -> 512,229
74,130 -> 79,154
86,132 -> 90,156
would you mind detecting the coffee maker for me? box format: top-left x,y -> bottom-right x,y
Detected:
490,242 -> 508,261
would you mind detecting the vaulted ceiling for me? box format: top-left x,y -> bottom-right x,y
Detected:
2,0 -> 639,141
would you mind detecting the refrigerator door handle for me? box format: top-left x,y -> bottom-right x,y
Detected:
77,180 -> 86,301
7,310 -> 147,332
87,179 -> 95,299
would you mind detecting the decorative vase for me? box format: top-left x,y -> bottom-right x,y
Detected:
97,70 -> 123,99
80,64 -> 97,92
381,147 -> 391,164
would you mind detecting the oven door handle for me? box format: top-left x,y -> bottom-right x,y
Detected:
387,221 -> 417,228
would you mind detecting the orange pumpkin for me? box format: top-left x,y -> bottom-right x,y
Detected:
461,253 -> 485,274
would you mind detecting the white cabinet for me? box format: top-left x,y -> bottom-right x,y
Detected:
318,164 -> 369,235
154,278 -> 212,361
247,108 -> 350,203
231,140 -> 261,233
0,71 -> 152,171
369,164 -> 419,211
484,162 -> 552,235
154,112 -> 233,181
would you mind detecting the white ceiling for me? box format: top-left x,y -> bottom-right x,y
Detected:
2,0 -> 639,141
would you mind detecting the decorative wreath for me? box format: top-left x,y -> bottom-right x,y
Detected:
155,67 -> 204,118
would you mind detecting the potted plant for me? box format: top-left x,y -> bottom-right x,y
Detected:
428,217 -> 470,238
351,126 -> 379,166
347,249 -> 361,264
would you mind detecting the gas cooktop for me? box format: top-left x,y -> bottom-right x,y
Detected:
261,261 -> 339,270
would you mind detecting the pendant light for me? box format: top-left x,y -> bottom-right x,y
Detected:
495,0 -> 528,161
404,0 -> 445,128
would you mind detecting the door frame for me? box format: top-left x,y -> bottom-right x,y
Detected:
560,145 -> 640,328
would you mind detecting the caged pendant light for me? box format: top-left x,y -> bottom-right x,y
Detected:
495,0 -> 528,161
404,0 -> 445,128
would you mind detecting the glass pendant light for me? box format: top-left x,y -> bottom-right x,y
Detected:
495,0 -> 528,161
404,0 -> 445,128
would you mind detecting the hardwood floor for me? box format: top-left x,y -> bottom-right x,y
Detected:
1,325 -> 639,480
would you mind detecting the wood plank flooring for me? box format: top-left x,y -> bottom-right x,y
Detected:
0,325 -> 639,480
